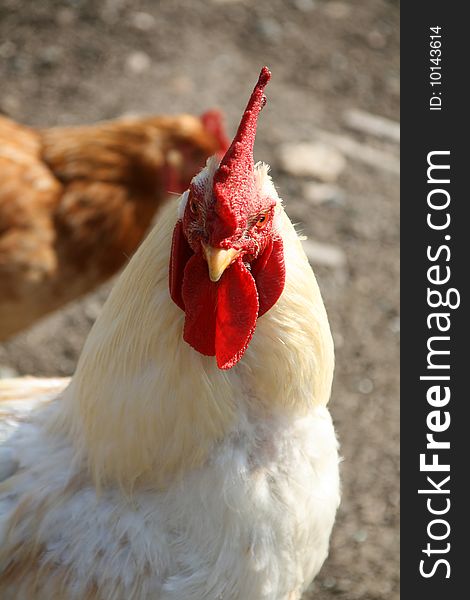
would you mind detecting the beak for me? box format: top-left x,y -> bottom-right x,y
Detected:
202,243 -> 241,282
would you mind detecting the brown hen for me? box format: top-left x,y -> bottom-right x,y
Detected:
0,111 -> 228,340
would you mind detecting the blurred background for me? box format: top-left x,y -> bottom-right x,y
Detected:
0,1 -> 399,598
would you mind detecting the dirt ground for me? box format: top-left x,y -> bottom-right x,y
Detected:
0,1 -> 399,598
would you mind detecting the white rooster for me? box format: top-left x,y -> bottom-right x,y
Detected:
0,67 -> 340,600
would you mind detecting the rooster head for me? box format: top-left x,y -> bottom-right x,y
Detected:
169,67 -> 285,369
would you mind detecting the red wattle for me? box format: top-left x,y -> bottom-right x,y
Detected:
215,259 -> 259,369
169,221 -> 284,369
251,238 -> 285,317
181,255 -> 259,368
169,221 -> 194,311
181,253 -> 217,356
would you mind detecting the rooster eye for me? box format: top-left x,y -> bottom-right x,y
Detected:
189,198 -> 198,216
255,214 -> 268,229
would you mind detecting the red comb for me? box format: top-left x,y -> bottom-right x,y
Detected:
200,109 -> 230,156
212,67 -> 271,231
